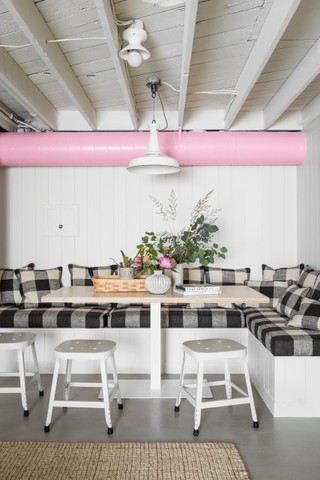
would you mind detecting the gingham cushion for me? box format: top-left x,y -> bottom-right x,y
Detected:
183,267 -> 205,284
186,302 -> 234,309
107,305 -> 245,328
0,263 -> 34,306
262,264 -> 304,282
297,266 -> 320,288
0,305 -> 109,328
15,267 -> 63,309
244,307 -> 320,356
68,264 -> 117,286
244,280 -> 292,308
276,285 -> 311,318
311,277 -> 320,301
287,298 -> 320,331
205,267 -> 250,285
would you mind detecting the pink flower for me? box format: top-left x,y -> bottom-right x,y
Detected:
134,256 -> 142,267
159,256 -> 173,269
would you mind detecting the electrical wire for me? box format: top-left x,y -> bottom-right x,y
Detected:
46,37 -> 106,43
162,80 -> 238,96
0,43 -> 32,48
109,0 -> 133,27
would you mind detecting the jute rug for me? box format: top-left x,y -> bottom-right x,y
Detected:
0,442 -> 250,480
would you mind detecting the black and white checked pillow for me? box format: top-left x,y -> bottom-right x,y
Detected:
262,264 -> 304,282
183,267 -> 205,284
0,263 -> 34,306
15,267 -> 63,309
205,267 -> 250,285
244,280 -> 292,308
311,277 -> 320,302
68,264 -> 117,286
297,266 -> 320,288
276,285 -> 311,318
287,298 -> 320,331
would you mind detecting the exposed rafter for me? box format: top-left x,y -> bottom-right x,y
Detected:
2,0 -> 96,130
177,0 -> 199,129
224,0 -> 301,130
94,0 -> 139,130
301,92 -> 320,129
264,36 -> 320,129
0,47 -> 57,130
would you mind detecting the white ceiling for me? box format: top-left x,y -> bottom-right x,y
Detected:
0,0 -> 319,132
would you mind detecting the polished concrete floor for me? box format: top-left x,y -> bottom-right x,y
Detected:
0,373 -> 319,480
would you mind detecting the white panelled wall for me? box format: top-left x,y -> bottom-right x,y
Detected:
1,165 -> 297,283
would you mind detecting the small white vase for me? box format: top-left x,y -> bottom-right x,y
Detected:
145,270 -> 171,294
171,264 -> 184,289
119,267 -> 135,280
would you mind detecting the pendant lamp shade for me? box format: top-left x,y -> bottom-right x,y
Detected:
127,123 -> 181,175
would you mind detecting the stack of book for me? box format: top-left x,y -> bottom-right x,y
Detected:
174,284 -> 221,295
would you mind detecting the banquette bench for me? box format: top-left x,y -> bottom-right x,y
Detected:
1,262 -> 320,417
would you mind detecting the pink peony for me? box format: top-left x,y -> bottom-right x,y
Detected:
134,256 -> 142,267
159,256 -> 173,269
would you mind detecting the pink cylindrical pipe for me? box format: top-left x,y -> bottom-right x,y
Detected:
0,131 -> 306,167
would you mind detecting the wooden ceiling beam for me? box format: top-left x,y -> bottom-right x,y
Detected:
177,0 -> 199,129
264,36 -> 320,129
94,0 -> 139,130
2,0 -> 96,130
224,0 -> 301,130
0,48 -> 57,130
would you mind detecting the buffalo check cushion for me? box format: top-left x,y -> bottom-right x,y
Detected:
205,267 -> 250,285
244,307 -> 320,356
68,264 -> 117,286
183,267 -> 205,284
15,267 -> 63,309
287,298 -> 320,331
276,285 -> 311,318
244,280 -> 292,308
107,305 -> 245,328
297,266 -> 320,288
0,263 -> 34,306
262,264 -> 304,282
0,305 -> 110,328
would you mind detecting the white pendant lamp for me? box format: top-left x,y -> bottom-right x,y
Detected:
127,123 -> 181,175
119,20 -> 150,67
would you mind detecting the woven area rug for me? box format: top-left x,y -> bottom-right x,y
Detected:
0,442 -> 250,480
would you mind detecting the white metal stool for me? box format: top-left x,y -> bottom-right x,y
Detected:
0,332 -> 43,416
44,339 -> 123,435
175,338 -> 259,436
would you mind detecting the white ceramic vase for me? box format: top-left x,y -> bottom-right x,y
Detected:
145,270 -> 171,294
171,263 -> 184,289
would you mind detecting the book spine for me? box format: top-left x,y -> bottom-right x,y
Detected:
182,287 -> 220,292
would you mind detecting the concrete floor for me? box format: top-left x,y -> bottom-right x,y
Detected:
0,373 -> 320,480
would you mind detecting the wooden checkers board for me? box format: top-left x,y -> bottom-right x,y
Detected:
92,275 -> 148,292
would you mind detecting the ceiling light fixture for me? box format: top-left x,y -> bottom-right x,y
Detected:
119,19 -> 150,68
127,77 -> 181,175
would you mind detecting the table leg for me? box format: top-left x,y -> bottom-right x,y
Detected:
150,303 -> 161,390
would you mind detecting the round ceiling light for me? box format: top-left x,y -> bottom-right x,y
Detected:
141,0 -> 186,6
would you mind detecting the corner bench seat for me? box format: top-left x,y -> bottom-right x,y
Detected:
107,305 -> 246,328
244,307 -> 320,356
0,306 -> 111,328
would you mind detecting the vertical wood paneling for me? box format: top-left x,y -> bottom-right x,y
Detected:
2,165 -> 298,281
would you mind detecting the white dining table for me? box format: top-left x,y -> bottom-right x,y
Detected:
43,286 -> 268,397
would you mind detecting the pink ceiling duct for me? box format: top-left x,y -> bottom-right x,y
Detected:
0,131 -> 306,167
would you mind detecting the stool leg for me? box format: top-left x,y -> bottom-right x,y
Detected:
109,354 -> 123,409
30,342 -> 44,396
44,359 -> 60,432
17,349 -> 28,416
193,360 -> 204,436
175,351 -> 186,412
243,356 -> 259,428
64,359 -> 72,401
100,359 -> 113,434
224,358 -> 232,399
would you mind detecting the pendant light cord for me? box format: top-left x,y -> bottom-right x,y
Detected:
157,90 -> 168,131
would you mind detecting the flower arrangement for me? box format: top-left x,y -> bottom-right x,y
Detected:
135,235 -> 175,277
145,190 -> 227,266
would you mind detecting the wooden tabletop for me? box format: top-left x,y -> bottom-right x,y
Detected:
42,285 -> 269,304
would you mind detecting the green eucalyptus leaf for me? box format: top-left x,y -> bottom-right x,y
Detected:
220,247 -> 228,253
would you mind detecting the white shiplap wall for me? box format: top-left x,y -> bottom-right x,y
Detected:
297,121 -> 320,268
0,165 -> 297,283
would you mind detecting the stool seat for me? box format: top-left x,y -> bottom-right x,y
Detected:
175,337 -> 259,436
183,338 -> 246,360
55,339 -> 116,360
0,332 -> 43,416
45,339 -> 122,435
